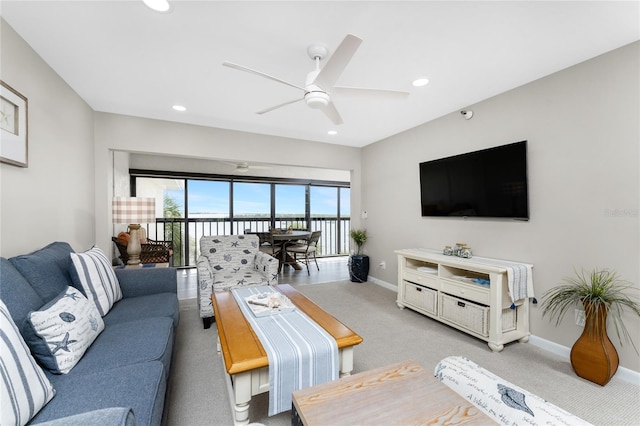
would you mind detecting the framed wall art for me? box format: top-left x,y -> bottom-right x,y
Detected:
1,81 -> 28,167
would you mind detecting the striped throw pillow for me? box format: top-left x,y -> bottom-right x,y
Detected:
70,246 -> 122,316
0,300 -> 56,426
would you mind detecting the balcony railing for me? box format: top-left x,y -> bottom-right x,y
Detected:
143,216 -> 351,267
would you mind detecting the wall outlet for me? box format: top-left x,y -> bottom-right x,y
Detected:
574,309 -> 586,327
379,261 -> 386,269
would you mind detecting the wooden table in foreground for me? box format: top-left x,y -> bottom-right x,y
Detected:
292,360 -> 494,426
211,284 -> 363,425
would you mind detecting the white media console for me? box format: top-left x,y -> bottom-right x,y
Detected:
395,248 -> 533,352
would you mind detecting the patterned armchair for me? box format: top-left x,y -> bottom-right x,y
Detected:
196,235 -> 279,329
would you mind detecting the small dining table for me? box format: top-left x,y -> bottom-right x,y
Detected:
270,230 -> 310,271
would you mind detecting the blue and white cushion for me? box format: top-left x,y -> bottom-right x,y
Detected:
0,299 -> 55,426
26,287 -> 105,374
70,246 -> 122,316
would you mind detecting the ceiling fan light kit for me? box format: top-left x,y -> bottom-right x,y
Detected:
305,91 -> 329,109
223,34 -> 409,126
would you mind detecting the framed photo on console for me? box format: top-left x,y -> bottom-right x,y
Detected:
0,81 -> 28,167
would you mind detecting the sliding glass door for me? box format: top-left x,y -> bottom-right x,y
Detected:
133,174 -> 350,266
233,182 -> 271,233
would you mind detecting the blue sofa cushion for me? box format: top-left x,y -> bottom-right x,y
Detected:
0,257 -> 44,329
115,268 -> 178,298
65,317 -> 174,378
103,292 -> 179,328
31,361 -> 166,426
24,287 -> 105,374
9,242 -> 75,303
31,407 -> 135,426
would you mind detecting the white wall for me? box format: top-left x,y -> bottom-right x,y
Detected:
0,19 -> 95,257
362,42 -> 640,371
129,152 -> 350,181
93,113 -> 363,253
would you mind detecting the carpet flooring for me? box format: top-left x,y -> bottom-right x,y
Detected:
166,281 -> 640,425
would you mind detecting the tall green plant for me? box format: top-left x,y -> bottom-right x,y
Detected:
350,229 -> 367,255
541,268 -> 640,353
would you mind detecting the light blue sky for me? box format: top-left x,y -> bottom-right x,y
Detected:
165,180 -> 349,216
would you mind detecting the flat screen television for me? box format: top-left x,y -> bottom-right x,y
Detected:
419,141 -> 529,220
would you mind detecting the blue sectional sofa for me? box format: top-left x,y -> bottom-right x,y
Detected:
0,242 -> 179,426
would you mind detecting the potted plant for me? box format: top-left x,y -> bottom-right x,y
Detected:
349,229 -> 369,282
541,268 -> 640,385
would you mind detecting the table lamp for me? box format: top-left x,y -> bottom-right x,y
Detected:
112,197 -> 156,265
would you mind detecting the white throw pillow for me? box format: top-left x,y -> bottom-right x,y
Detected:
0,300 -> 56,426
70,246 -> 122,316
27,287 -> 105,374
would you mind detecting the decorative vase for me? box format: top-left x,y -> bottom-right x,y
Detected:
349,255 -> 370,282
570,302 -> 619,386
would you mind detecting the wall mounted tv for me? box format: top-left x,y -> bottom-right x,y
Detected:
419,141 -> 529,220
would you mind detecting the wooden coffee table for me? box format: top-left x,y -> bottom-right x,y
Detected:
292,360 -> 493,425
211,284 -> 363,425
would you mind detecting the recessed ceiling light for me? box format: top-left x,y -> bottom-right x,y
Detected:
172,105 -> 186,112
328,130 -> 338,136
412,77 -> 430,87
143,0 -> 171,12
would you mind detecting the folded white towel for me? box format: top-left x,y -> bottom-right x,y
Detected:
417,266 -> 437,274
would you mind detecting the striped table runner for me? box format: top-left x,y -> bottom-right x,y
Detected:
231,286 -> 338,416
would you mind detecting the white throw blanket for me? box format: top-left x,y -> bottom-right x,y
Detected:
467,256 -> 536,308
231,286 -> 338,416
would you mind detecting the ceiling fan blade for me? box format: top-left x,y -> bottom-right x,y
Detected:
313,34 -> 362,89
321,101 -> 344,125
331,86 -> 410,100
223,61 -> 306,92
256,97 -> 304,115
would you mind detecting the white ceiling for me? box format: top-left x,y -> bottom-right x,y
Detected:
2,1 -> 638,148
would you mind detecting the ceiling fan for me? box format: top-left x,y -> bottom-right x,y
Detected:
222,34 -> 409,125
222,161 -> 271,173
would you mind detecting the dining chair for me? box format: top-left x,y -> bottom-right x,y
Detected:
257,232 -> 281,257
285,231 -> 321,275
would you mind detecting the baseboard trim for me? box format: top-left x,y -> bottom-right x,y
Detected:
368,276 -> 397,292
529,335 -> 640,386
368,279 -> 640,386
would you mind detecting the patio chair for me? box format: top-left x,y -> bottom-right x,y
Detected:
285,230 -> 321,275
257,232 -> 282,257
